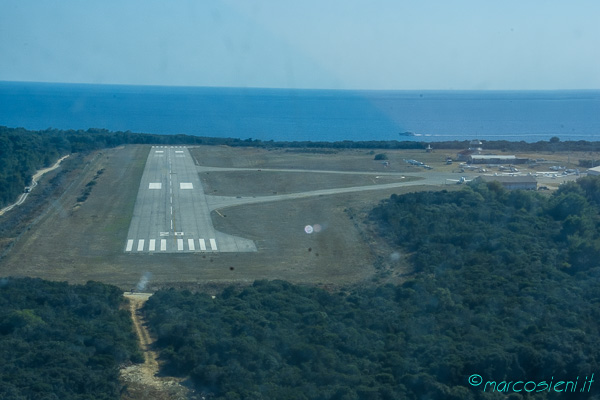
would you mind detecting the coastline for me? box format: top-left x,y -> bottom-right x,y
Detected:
1,82 -> 599,143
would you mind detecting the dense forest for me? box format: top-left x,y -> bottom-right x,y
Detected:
0,278 -> 142,400
143,177 -> 600,399
1,125 -> 598,208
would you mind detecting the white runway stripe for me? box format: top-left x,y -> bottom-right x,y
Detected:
149,239 -> 156,251
199,239 -> 206,251
210,238 -> 218,251
137,239 -> 145,251
126,240 -> 134,252
161,239 -> 167,251
188,239 -> 195,251
177,239 -> 184,251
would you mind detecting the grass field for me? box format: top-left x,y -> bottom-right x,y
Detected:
0,144 -> 593,292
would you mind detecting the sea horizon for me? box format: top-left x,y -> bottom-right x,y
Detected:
1,81 -> 599,143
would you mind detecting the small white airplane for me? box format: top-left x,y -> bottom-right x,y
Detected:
446,176 -> 472,184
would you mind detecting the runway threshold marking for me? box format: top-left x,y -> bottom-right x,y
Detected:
126,238 -> 219,252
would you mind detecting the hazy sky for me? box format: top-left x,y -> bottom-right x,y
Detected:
1,0 -> 599,90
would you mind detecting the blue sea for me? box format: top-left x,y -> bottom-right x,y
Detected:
1,81 -> 599,143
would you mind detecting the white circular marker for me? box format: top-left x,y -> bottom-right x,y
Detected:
304,225 -> 314,234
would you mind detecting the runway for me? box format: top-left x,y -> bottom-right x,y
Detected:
124,146 -> 256,253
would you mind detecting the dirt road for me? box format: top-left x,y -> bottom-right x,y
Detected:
0,154 -> 70,216
121,292 -> 189,400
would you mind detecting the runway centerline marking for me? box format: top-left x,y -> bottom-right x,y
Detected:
125,146 -> 255,253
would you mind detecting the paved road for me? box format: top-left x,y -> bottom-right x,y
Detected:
204,169 -> 469,211
124,147 -> 256,253
201,165 -> 581,212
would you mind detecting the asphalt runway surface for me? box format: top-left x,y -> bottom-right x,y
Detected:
125,146 -> 256,253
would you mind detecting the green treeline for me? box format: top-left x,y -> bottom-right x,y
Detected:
143,177 -> 600,399
0,278 -> 142,400
2,125 -> 599,208
0,128 -> 69,207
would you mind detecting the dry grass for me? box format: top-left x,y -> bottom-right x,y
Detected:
200,170 -> 409,197
2,144 -> 586,291
1,145 -> 417,289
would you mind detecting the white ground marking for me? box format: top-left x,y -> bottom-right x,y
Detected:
199,239 -> 206,251
180,183 -> 193,189
177,239 -> 184,251
175,232 -> 184,236
160,232 -> 169,237
149,239 -> 156,252
155,150 -> 164,153
137,239 -> 145,252
188,239 -> 195,251
210,238 -> 218,251
160,239 -> 167,251
126,240 -> 134,252
175,150 -> 184,153
149,183 -> 162,189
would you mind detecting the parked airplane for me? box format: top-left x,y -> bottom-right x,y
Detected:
446,176 -> 472,184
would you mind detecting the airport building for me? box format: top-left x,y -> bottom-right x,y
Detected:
469,155 -> 529,164
476,175 -> 538,190
588,166 -> 600,176
456,140 -> 483,161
